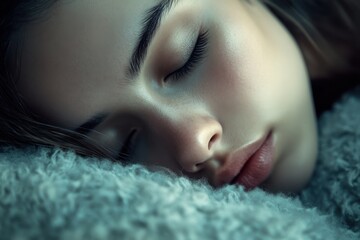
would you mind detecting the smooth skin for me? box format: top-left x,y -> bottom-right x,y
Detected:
19,0 -> 318,193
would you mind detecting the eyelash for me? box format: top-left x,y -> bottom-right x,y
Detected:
117,129 -> 138,162
166,30 -> 209,82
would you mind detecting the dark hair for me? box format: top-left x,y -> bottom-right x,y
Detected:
1,0 -> 359,157
0,0 -> 114,158
264,0 -> 360,74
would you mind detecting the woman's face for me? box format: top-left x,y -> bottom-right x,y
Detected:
19,0 -> 318,192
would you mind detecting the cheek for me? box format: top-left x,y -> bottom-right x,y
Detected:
198,11 -> 312,138
201,24 -> 265,118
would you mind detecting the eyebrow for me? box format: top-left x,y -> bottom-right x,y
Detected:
74,0 -> 178,134
127,0 -> 178,78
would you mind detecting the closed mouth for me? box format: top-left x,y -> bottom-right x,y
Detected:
215,131 -> 275,189
230,131 -> 274,189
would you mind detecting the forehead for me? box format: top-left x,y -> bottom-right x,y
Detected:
19,0 -> 157,128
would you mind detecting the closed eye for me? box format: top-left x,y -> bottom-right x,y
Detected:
165,30 -> 209,82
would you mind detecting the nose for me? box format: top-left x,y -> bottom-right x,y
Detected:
147,108 -> 223,173
177,116 -> 222,173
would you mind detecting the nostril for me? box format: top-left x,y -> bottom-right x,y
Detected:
194,160 -> 208,172
208,133 -> 220,150
195,162 -> 203,169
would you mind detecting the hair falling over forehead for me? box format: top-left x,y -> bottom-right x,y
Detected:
0,0 -> 359,159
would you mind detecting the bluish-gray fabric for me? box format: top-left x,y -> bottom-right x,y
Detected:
300,86 -> 360,233
0,87 -> 359,240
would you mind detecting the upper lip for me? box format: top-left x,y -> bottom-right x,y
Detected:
213,133 -> 269,187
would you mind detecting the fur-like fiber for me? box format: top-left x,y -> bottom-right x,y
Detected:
0,87 -> 359,240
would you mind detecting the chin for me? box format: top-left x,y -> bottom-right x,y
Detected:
262,126 -> 318,194
263,148 -> 318,194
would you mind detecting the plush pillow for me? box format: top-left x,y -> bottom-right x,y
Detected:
300,86 -> 360,233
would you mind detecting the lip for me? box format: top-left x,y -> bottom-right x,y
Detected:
215,131 -> 275,190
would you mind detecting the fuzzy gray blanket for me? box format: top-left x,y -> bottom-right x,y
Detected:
1,87 -> 360,240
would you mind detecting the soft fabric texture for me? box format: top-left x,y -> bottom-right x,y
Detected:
1,87 -> 360,240
300,86 -> 360,233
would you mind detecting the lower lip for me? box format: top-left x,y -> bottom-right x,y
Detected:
232,132 -> 275,190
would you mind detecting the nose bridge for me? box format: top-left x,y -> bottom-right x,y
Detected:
145,102 -> 223,173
